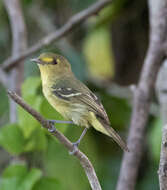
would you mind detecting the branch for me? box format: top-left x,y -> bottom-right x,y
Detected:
1,0 -> 112,71
156,60 -> 167,189
116,0 -> 167,190
159,124 -> 167,190
8,91 -> 102,190
3,0 -> 27,122
3,0 -> 27,89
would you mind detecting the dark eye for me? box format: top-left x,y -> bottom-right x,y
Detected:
53,59 -> 58,65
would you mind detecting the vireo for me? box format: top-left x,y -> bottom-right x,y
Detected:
31,52 -> 129,152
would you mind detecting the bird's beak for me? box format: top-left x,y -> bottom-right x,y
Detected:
31,58 -> 41,64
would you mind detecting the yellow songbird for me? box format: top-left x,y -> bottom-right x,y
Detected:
31,52 -> 129,152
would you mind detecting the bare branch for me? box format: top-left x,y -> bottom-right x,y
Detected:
156,60 -> 167,190
3,0 -> 27,90
1,0 -> 112,71
8,91 -> 102,190
116,0 -> 167,189
3,0 -> 27,122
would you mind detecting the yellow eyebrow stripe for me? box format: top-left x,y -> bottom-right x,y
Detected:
41,57 -> 53,62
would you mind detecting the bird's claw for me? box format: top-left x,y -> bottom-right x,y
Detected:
48,127 -> 56,133
47,120 -> 56,133
69,142 -> 79,155
47,120 -> 56,125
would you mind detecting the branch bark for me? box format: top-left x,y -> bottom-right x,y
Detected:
8,91 -> 102,190
116,0 -> 167,189
3,0 -> 27,122
156,60 -> 167,190
1,0 -> 112,71
0,68 -> 8,88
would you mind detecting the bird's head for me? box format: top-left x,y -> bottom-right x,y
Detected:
31,52 -> 72,78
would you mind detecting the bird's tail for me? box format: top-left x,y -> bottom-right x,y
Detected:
89,112 -> 129,151
104,124 -> 129,152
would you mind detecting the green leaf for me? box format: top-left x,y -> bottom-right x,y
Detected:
0,177 -> 20,190
24,127 -> 47,152
21,76 -> 41,99
1,164 -> 42,190
18,168 -> 42,190
0,124 -> 25,155
18,95 -> 42,138
32,177 -> 61,190
2,164 -> 27,178
1,164 -> 28,190
148,118 -> 162,162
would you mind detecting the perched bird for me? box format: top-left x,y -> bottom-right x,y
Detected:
31,52 -> 129,152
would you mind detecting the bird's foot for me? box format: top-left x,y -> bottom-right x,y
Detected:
69,141 -> 80,155
69,128 -> 88,155
47,120 -> 57,133
47,120 -> 56,125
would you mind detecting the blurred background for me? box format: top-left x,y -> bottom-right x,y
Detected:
0,0 -> 160,189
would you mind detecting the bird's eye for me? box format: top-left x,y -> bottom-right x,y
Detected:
53,59 -> 58,65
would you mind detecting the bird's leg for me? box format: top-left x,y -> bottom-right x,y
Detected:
73,128 -> 88,146
48,119 -> 74,125
70,128 -> 88,155
47,120 -> 74,133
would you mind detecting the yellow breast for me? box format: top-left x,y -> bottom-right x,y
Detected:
42,84 -> 70,119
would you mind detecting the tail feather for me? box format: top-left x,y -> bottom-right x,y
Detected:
89,111 -> 129,151
105,125 -> 129,152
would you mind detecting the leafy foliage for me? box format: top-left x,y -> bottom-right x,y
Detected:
32,177 -> 62,190
0,124 -> 25,155
0,164 -> 42,190
0,163 -> 62,190
148,118 -> 162,162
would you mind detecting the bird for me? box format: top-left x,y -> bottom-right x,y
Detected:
31,52 -> 129,152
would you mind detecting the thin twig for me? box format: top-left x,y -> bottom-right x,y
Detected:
8,91 -> 102,190
1,0 -> 112,71
116,0 -> 167,189
156,60 -> 167,190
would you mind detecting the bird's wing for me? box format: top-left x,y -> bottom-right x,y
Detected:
51,82 -> 129,152
51,83 -> 110,125
78,91 -> 110,125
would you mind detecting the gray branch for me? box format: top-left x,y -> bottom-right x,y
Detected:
116,0 -> 167,189
156,60 -> 167,190
1,0 -> 112,71
2,0 -> 27,122
8,91 -> 102,190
